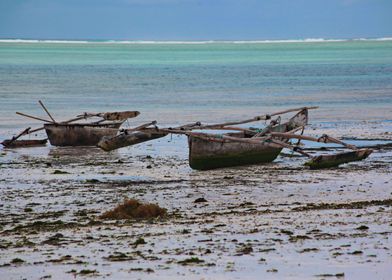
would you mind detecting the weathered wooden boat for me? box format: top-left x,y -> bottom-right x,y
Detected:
188,109 -> 308,170
1,139 -> 48,148
44,122 -> 124,146
8,102 -> 141,147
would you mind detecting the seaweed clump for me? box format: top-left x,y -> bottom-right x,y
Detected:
100,199 -> 167,220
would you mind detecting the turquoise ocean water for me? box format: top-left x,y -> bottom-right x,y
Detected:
0,39 -> 391,138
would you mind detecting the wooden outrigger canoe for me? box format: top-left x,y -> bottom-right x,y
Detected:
188,109 -> 308,170
44,122 -> 124,146
1,127 -> 48,148
1,139 -> 48,148
9,101 -> 140,147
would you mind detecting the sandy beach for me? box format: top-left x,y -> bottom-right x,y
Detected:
1,120 -> 391,279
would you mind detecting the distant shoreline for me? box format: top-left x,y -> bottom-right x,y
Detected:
1,37 -> 392,44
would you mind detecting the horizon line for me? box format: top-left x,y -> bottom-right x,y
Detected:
0,37 -> 392,44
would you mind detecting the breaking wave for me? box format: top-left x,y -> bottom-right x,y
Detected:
0,38 -> 391,44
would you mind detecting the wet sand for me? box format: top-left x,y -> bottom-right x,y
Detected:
0,122 -> 391,279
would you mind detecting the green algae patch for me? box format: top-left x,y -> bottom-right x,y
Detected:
292,199 -> 392,212
133,237 -> 147,247
52,170 -> 69,174
11,258 -> 25,264
4,220 -> 79,234
104,252 -> 135,262
315,273 -> 345,278
177,257 -> 205,265
78,269 -> 98,275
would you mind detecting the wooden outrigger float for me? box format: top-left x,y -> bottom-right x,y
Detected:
305,149 -> 372,169
98,106 -> 373,170
98,121 -> 168,152
1,127 -> 48,148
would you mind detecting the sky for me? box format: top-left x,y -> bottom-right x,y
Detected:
0,0 -> 391,40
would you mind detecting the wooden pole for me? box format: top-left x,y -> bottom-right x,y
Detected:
269,139 -> 312,157
176,106 -> 318,130
16,112 -> 54,123
270,132 -> 357,150
28,127 -> 45,133
121,121 -> 157,134
147,128 -> 280,147
38,100 -> 56,123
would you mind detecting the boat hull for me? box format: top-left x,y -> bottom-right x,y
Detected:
44,122 -> 123,146
188,136 -> 282,170
188,108 -> 309,170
